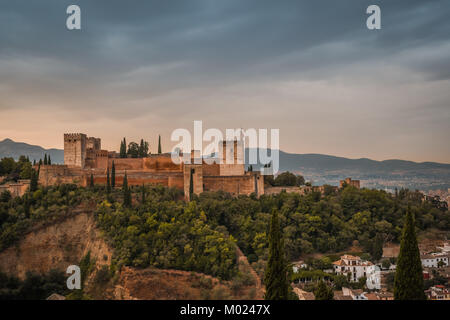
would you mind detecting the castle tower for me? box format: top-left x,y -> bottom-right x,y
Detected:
64,133 -> 87,168
219,140 -> 244,176
86,137 -> 101,150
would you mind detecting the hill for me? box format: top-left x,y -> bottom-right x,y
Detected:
0,138 -> 63,163
246,149 -> 450,191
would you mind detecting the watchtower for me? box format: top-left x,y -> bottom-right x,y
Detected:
64,133 -> 87,168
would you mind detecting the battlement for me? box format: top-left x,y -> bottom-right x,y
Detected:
64,133 -> 87,141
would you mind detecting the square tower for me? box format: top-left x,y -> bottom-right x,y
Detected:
64,133 -> 87,168
219,140 -> 244,176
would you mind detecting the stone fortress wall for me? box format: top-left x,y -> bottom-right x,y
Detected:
39,133 -> 264,199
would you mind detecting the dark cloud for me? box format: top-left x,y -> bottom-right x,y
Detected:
0,0 -> 449,162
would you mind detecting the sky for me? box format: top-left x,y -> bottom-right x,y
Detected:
0,0 -> 449,163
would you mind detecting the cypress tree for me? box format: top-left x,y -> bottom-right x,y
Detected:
141,184 -> 146,204
90,173 -> 94,188
30,169 -> 38,192
189,168 -> 194,200
158,135 -> 162,154
264,210 -> 289,300
33,159 -> 36,165
43,154 -> 48,165
139,139 -> 144,158
48,155 -> 51,165
394,207 -> 426,300
123,172 -> 131,207
23,194 -> 30,218
120,138 -> 127,158
111,161 -> 116,188
39,159 -> 42,166
106,167 -> 111,194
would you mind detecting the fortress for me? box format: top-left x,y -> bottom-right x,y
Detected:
38,133 -> 264,199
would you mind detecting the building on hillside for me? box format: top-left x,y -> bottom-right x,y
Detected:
341,287 -> 367,300
333,255 -> 373,282
0,179 -> 30,197
37,133 -> 264,200
375,290 -> 394,300
339,178 -> 360,189
437,242 -> 450,254
421,253 -> 449,268
292,261 -> 308,273
425,285 -> 450,300
293,287 -> 315,300
366,268 -> 393,290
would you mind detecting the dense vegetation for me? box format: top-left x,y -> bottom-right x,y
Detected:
0,270 -> 68,300
95,186 -> 237,279
0,156 -> 32,182
195,187 -> 449,267
0,161 -> 449,298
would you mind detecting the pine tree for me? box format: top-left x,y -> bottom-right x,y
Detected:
90,173 -> 94,188
111,161 -> 116,188
43,154 -> 48,165
106,167 -> 111,194
264,210 -> 289,300
314,280 -> 334,300
394,207 -> 426,300
158,135 -> 162,154
123,172 -> 131,207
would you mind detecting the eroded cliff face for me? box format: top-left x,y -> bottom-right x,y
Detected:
0,213 -> 112,280
0,212 -> 263,300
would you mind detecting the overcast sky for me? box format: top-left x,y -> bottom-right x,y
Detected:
0,0 -> 449,163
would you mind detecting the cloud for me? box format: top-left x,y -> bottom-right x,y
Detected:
0,0 -> 449,162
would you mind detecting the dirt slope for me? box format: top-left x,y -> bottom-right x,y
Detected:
0,212 -> 112,279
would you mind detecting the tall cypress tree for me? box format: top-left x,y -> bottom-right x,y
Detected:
30,169 -> 38,192
189,168 -> 194,200
48,155 -> 51,165
394,207 -> 426,300
106,167 -> 111,194
90,173 -> 94,188
123,172 -> 131,207
43,154 -> 48,165
141,184 -> 146,204
120,138 -> 127,158
111,161 -> 116,188
264,210 -> 289,300
158,135 -> 162,154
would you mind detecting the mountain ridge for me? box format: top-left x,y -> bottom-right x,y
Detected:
1,138 -> 449,190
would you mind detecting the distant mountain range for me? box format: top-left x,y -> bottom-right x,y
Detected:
0,138 -> 63,163
1,138 -> 449,190
245,149 -> 450,191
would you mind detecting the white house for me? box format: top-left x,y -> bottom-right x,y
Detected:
342,287 -> 368,300
333,255 -> 373,282
421,253 -> 449,268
